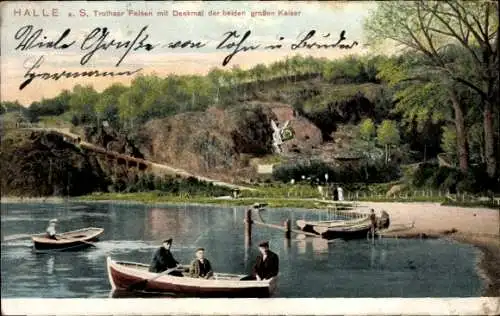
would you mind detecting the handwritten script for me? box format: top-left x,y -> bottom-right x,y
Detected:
14,25 -> 359,89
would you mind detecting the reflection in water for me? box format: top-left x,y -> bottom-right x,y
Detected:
381,249 -> 387,265
232,208 -> 238,223
147,208 -> 194,240
244,237 -> 250,271
46,256 -> 55,275
370,246 -> 376,268
283,238 -> 291,254
311,238 -> 328,255
296,240 -> 306,254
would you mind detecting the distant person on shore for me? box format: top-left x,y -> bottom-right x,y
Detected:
332,186 -> 339,201
337,186 -> 344,201
379,210 -> 390,229
189,248 -> 214,279
241,241 -> 279,281
149,238 -> 184,276
45,219 -> 58,240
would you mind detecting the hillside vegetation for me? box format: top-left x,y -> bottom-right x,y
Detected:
1,49 -> 499,196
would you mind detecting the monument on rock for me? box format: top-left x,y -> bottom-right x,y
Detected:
271,119 -> 294,154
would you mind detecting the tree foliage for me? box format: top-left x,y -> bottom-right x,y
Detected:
365,0 -> 499,177
359,118 -> 376,140
377,120 -> 400,146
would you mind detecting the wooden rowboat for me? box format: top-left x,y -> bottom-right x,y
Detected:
296,216 -> 369,235
106,257 -> 278,298
31,227 -> 104,252
313,219 -> 373,240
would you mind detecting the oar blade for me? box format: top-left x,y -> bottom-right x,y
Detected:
3,234 -> 33,241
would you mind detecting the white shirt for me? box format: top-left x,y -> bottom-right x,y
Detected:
46,225 -> 56,236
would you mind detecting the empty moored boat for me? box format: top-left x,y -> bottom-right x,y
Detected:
31,227 -> 104,252
106,257 -> 278,298
312,219 -> 373,239
296,216 -> 369,236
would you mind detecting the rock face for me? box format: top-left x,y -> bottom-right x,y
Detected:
84,125 -> 144,158
0,131 -> 108,197
137,103 -> 323,181
137,105 -> 271,181
253,102 -> 323,155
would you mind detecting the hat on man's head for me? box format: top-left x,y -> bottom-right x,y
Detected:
49,219 -> 58,224
196,247 -> 205,252
258,241 -> 269,248
163,238 -> 173,244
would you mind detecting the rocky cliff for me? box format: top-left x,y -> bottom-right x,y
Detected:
137,103 -> 322,181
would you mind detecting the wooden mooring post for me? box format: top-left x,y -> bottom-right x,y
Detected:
284,219 -> 291,239
244,208 -> 253,246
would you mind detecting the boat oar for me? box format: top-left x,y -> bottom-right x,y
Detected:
3,234 -> 33,241
127,267 -> 181,291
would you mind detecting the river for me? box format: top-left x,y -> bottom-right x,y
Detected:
0,202 -> 482,298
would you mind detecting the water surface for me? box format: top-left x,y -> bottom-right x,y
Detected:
1,202 -> 482,297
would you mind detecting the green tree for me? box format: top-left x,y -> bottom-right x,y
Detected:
365,0 -> 499,178
359,118 -> 376,140
95,83 -> 128,127
441,125 -> 457,162
69,85 -> 99,125
377,120 -> 401,164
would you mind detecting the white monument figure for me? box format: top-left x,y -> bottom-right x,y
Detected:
337,186 -> 344,201
271,119 -> 290,153
318,185 -> 324,199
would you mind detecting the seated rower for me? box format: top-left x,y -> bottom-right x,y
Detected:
189,248 -> 214,279
45,219 -> 58,240
149,238 -> 184,277
241,241 -> 279,281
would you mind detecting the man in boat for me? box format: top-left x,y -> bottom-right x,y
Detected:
45,219 -> 58,240
189,248 -> 214,279
241,241 -> 279,281
149,238 -> 184,277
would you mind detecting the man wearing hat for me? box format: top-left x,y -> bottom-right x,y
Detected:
45,219 -> 58,240
242,240 -> 279,280
149,238 -> 184,277
189,248 -> 214,279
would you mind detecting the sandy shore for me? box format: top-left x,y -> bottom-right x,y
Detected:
362,202 -> 500,296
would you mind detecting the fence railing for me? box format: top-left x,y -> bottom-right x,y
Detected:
286,187 -> 500,206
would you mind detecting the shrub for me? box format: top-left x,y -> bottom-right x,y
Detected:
272,160 -> 400,184
411,163 -> 438,187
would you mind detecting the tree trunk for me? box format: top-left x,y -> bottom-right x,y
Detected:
385,144 -> 388,164
483,101 -> 496,178
449,90 -> 468,173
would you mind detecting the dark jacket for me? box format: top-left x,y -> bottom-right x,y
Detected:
253,250 -> 279,280
189,259 -> 213,278
149,247 -> 179,273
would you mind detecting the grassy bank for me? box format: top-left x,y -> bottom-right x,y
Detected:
76,192 -> 343,209
69,188 -> 500,210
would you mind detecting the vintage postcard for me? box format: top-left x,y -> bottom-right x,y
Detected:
1,0 -> 499,315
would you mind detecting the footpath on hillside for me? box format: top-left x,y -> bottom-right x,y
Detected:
16,127 -> 254,191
